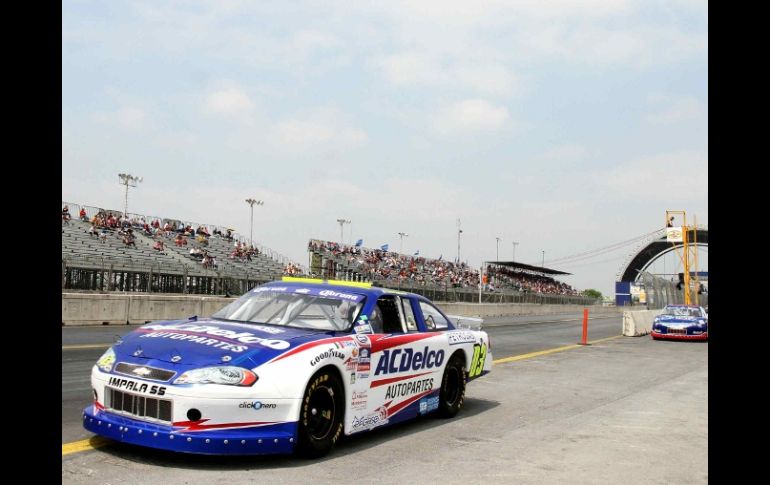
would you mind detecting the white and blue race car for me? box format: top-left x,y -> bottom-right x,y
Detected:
83,277 -> 492,457
651,304 -> 708,341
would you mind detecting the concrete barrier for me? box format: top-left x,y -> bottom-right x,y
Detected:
62,293 -> 236,326
62,292 -> 620,326
436,302 -> 622,318
622,309 -> 659,336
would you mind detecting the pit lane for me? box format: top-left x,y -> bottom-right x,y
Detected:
62,313 -> 707,484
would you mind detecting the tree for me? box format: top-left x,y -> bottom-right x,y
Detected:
583,289 -> 603,300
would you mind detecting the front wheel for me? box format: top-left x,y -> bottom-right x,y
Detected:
438,355 -> 466,418
296,370 -> 344,458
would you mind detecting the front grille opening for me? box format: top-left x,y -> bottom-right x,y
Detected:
114,363 -> 176,382
106,387 -> 172,423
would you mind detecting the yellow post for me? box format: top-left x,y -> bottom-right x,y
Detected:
692,216 -> 699,306
666,210 -> 691,305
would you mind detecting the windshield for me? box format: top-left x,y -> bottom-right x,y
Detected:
212,287 -> 366,331
662,306 -> 703,318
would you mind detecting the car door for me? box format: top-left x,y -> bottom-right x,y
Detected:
346,295 -> 443,434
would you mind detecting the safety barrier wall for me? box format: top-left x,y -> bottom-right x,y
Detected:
62,292 -> 621,326
622,309 -> 658,336
62,293 -> 233,325
439,302 -> 622,318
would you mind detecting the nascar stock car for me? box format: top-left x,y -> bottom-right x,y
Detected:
651,304 -> 708,341
83,277 -> 493,457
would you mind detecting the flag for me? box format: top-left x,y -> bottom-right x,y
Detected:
438,254 -> 442,261
413,250 -> 420,256
355,239 -> 363,247
380,244 -> 389,251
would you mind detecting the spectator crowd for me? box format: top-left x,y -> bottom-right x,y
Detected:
309,239 -> 580,296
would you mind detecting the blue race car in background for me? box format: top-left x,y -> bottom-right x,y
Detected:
651,304 -> 708,341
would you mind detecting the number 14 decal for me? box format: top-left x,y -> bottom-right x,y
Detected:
469,342 -> 487,378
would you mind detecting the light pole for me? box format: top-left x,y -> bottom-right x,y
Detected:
245,198 -> 264,247
398,232 -> 409,253
336,219 -> 351,244
512,241 -> 519,262
118,173 -> 143,218
542,250 -> 545,268
495,237 -> 502,261
456,218 -> 462,264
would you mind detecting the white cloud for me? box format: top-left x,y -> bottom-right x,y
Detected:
375,52 -> 443,86
93,106 -> 148,131
203,87 -> 254,116
273,108 -> 368,152
600,150 -> 707,200
372,53 -> 519,97
540,144 -> 588,162
647,95 -> 705,124
432,99 -> 510,134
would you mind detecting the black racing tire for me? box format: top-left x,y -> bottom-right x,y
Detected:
296,369 -> 344,458
438,354 -> 466,418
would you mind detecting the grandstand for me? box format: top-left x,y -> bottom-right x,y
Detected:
307,239 -> 590,304
62,202 -> 596,305
62,202 -> 303,295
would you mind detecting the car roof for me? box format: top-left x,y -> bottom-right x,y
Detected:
263,278 -> 428,301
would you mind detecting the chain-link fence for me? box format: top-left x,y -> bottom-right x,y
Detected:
637,272 -> 708,310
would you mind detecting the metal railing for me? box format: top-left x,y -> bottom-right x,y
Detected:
636,271 -> 708,310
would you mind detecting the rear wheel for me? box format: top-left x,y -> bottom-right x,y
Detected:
296,369 -> 344,458
438,354 -> 466,418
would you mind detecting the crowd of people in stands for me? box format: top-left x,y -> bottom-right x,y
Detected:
486,265 -> 579,296
283,262 -> 303,275
309,239 -> 580,296
66,205 -> 297,273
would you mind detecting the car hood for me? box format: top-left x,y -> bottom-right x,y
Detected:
112,317 -> 340,369
656,315 -> 705,325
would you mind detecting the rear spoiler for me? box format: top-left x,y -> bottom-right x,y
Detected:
445,314 -> 484,331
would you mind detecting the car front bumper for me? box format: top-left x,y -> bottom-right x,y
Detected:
651,330 -> 708,341
83,404 -> 298,455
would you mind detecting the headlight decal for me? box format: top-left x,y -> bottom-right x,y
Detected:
174,366 -> 258,386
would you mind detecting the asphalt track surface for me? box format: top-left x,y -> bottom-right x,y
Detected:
62,312 -> 618,444
62,313 -> 708,484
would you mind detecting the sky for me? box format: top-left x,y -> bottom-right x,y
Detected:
62,0 -> 708,297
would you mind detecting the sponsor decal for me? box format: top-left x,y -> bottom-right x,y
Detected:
97,352 -> 115,370
357,372 -> 369,380
140,323 -> 290,351
374,347 -> 445,375
384,378 -> 434,400
355,324 -> 373,334
468,343 -> 487,378
350,373 -> 356,384
419,396 -> 440,414
447,331 -> 477,345
310,349 -> 345,366
253,286 -> 288,293
239,401 -> 277,410
351,406 -> 389,431
355,334 -> 371,346
108,377 -> 166,396
344,357 -> 357,371
357,347 -> 371,372
318,289 -> 361,301
294,288 -> 311,294
351,390 -> 368,410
